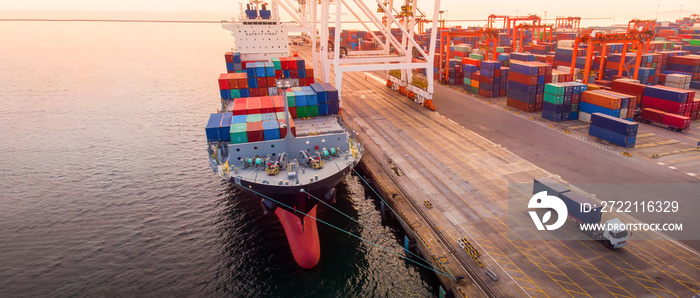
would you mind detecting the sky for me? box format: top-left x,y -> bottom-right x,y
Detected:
1,0 -> 698,26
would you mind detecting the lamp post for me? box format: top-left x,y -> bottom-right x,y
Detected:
276,76 -> 294,152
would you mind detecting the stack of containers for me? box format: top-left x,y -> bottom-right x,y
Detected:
478,61 -> 500,98
665,55 -> 700,82
205,112 -> 234,142
611,79 -> 647,110
224,52 -> 243,72
506,61 -> 550,112
510,52 -> 535,62
497,53 -> 510,66
579,90 -> 634,122
229,96 -> 297,143
641,85 -> 696,118
664,74 -> 692,89
462,64 -> 479,93
311,83 -> 341,116
447,58 -> 464,85
542,82 -> 587,122
588,113 -> 637,148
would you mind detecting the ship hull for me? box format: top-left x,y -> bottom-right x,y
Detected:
227,161 -> 355,268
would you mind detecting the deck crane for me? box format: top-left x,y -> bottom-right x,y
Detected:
569,29 -> 654,83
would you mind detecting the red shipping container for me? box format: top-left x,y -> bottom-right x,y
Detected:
246,122 -> 264,142
238,77 -> 249,89
267,77 -> 276,88
661,113 -> 691,129
278,119 -> 297,138
544,75 -> 552,84
507,97 -> 536,112
611,80 -> 646,98
462,57 -> 481,68
494,69 -> 501,77
479,76 -> 494,84
472,72 -> 481,83
228,73 -> 240,89
508,72 -> 538,85
642,96 -> 686,114
259,87 -> 268,97
245,97 -> 261,114
232,98 -> 248,115
257,77 -> 268,88
249,88 -> 259,97
642,108 -> 665,123
275,70 -> 283,78
305,67 -> 314,78
271,95 -> 285,112
225,52 -> 234,63
290,69 -> 298,79
218,73 -> 230,90
260,96 -> 274,113
289,107 -> 297,118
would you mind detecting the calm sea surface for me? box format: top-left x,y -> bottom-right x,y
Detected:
0,21 -> 438,296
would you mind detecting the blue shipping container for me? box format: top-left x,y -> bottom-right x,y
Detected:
589,125 -> 636,148
580,102 -> 620,118
206,113 -> 223,142
590,113 -> 638,136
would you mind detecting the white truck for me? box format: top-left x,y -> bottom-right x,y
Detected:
534,178 -> 629,249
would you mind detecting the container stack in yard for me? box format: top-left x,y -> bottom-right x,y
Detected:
542,82 -> 587,122
588,112 -> 638,148
507,61 -> 551,112
579,90 -> 635,122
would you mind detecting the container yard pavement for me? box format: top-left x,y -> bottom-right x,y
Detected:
296,45 -> 700,296
448,84 -> 700,180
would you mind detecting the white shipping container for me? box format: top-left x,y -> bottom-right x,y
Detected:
579,111 -> 592,123
557,66 -> 580,77
558,40 -> 575,48
665,73 -> 690,84
619,108 -> 628,119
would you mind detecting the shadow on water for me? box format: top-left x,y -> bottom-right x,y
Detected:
210,174 -> 440,297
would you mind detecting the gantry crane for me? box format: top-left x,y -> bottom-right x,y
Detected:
555,17 -> 581,32
286,0 -> 441,110
570,30 -> 654,83
627,19 -> 656,53
437,28 -> 499,83
507,15 -> 541,52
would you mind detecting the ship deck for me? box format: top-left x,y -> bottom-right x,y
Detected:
295,45 -> 700,297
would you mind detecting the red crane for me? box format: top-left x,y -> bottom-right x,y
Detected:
570,30 -> 653,83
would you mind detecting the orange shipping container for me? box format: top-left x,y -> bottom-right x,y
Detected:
581,91 -> 622,110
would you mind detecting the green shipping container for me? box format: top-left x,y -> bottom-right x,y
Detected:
230,123 -> 248,144
246,114 -> 262,122
271,57 -> 282,70
470,86 -> 478,93
286,92 -> 296,107
296,106 -> 308,118
464,78 -> 471,85
469,53 -> 484,61
307,105 -> 319,117
230,89 -> 241,99
690,40 -> 700,46
544,83 -> 565,96
543,93 -> 565,105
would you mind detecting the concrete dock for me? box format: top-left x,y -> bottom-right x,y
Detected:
298,45 -> 700,297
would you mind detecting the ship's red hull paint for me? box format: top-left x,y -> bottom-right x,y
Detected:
275,206 -> 320,269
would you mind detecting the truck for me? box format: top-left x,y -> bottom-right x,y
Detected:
533,178 -> 629,249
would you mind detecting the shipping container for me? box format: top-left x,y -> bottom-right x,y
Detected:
590,113 -> 638,136
589,125 -> 636,148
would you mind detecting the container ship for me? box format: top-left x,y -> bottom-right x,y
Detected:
205,0 -> 363,269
